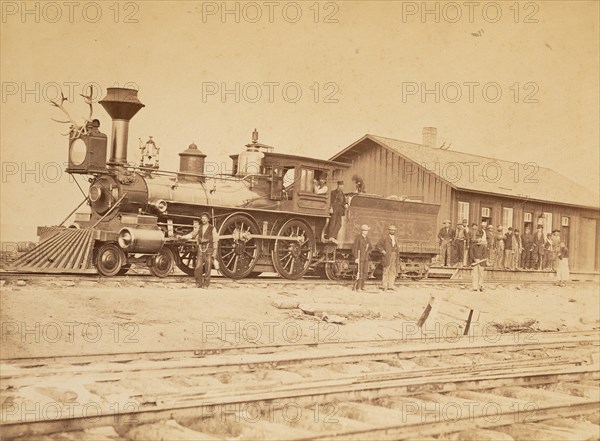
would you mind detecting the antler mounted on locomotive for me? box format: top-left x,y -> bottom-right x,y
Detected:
11,87 -> 439,279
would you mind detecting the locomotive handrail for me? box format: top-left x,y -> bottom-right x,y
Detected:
173,233 -> 305,242
135,166 -> 268,183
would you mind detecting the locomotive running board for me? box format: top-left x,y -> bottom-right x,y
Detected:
8,227 -> 96,274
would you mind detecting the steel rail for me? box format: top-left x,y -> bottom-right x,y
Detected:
2,334 -> 598,386
2,329 -> 597,364
0,270 -> 573,285
1,362 -> 597,439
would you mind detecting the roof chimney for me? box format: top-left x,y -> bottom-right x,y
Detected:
422,127 -> 437,148
99,88 -> 144,166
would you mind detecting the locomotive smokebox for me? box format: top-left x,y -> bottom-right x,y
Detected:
99,88 -> 145,166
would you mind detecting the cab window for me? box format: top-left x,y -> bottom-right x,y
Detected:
299,168 -> 315,192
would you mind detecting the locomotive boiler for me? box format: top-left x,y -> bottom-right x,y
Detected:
12,87 -> 439,280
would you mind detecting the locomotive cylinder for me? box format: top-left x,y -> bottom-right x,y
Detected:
99,88 -> 145,166
118,227 -> 165,254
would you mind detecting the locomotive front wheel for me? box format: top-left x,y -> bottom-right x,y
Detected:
96,243 -> 125,277
149,247 -> 175,278
176,245 -> 197,276
217,214 -> 260,279
272,219 -> 315,280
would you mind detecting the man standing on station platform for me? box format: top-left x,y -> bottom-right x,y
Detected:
471,225 -> 487,292
437,220 -> 455,267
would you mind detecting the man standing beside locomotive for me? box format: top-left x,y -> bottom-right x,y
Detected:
181,212 -> 219,288
328,180 -> 348,241
352,224 -> 373,291
377,225 -> 399,291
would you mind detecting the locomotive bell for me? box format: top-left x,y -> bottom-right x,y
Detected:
178,143 -> 206,182
99,88 -> 145,166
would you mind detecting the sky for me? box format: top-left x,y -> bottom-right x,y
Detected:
1,0 -> 599,241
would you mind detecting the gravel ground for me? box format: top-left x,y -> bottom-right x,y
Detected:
1,279 -> 599,358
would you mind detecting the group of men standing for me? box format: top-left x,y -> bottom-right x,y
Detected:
351,223 -> 399,291
438,220 -> 569,273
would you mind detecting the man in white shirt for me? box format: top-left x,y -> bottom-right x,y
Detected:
377,225 -> 399,291
313,178 -> 329,195
181,212 -> 219,288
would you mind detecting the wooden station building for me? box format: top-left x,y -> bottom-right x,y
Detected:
331,128 -> 600,272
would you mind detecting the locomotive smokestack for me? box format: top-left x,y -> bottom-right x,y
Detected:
99,88 -> 144,166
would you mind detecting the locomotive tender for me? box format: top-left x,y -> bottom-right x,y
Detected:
12,87 -> 439,280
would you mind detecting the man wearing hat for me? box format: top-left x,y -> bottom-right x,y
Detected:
504,227 -> 515,270
461,219 -> 470,265
494,226 -> 505,269
471,225 -> 487,292
377,225 -> 399,291
181,212 -> 219,288
485,224 -> 496,267
533,225 -> 546,269
454,224 -> 467,267
521,226 -> 535,269
352,224 -> 373,290
437,220 -> 455,267
313,177 -> 329,195
328,180 -> 348,241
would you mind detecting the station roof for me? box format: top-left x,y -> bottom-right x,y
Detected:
331,134 -> 600,210
231,151 -> 350,170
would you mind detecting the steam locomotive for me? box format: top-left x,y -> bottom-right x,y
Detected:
12,87 -> 439,280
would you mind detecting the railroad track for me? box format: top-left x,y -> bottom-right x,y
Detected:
2,331 -> 598,440
0,270 -> 573,287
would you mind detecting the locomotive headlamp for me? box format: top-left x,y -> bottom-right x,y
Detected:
65,123 -> 108,174
69,138 -> 87,166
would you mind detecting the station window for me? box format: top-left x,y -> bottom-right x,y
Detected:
481,207 -> 492,225
458,202 -> 469,223
561,217 -> 570,248
522,212 -> 533,231
541,212 -> 553,235
502,207 -> 514,229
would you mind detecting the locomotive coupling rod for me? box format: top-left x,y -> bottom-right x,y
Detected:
219,234 -> 304,241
